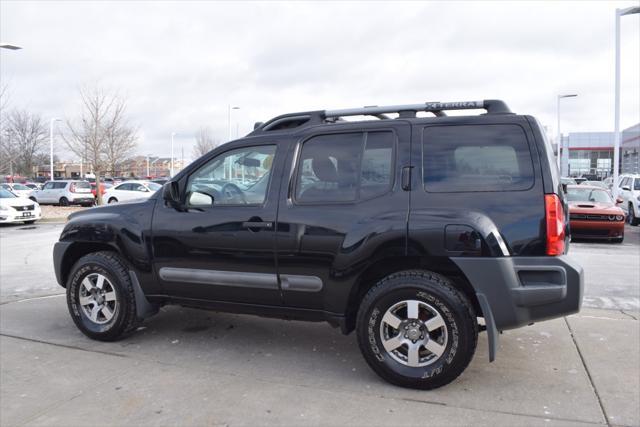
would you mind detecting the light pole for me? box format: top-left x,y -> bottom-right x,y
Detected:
170,132 -> 176,177
49,118 -> 61,180
146,155 -> 151,177
556,94 -> 577,176
613,6 -> 640,197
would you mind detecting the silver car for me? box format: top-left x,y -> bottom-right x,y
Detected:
32,180 -> 95,206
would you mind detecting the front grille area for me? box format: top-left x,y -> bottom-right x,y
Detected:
570,213 -> 618,221
11,205 -> 34,211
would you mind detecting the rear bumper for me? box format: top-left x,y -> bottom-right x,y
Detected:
69,196 -> 94,204
451,255 -> 584,331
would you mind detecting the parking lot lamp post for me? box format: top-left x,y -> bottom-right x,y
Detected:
170,132 -> 176,177
49,118 -> 61,180
556,94 -> 577,175
613,6 -> 640,198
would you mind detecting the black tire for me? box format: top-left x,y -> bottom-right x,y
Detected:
59,197 -> 69,207
23,220 -> 36,225
66,251 -> 140,341
108,197 -> 118,204
29,197 -> 36,202
629,203 -> 639,226
612,236 -> 624,243
356,270 -> 478,390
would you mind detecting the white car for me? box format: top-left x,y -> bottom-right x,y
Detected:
618,174 -> 640,226
0,188 -> 42,224
103,180 -> 162,204
0,183 -> 35,200
33,180 -> 95,206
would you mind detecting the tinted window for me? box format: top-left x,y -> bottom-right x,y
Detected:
54,182 -> 67,189
422,124 -> 534,192
635,179 -> 640,191
295,131 -> 394,203
74,181 -> 91,189
116,183 -> 130,191
187,145 -> 276,205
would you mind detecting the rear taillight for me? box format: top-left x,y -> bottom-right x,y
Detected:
545,194 -> 565,256
70,183 -> 76,193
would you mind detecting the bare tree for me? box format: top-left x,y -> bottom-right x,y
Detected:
193,127 -> 219,159
3,110 -> 48,176
64,87 -> 116,205
103,99 -> 138,176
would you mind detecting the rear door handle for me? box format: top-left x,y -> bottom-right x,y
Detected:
401,166 -> 413,191
242,221 -> 273,229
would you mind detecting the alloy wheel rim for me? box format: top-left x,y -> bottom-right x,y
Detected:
78,273 -> 118,324
379,299 -> 448,367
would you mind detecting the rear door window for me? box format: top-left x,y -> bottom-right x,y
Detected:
422,124 -> 534,192
295,131 -> 394,203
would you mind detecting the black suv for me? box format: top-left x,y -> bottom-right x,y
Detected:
54,100 -> 583,389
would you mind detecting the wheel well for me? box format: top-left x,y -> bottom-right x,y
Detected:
343,256 -> 481,334
59,242 -> 116,287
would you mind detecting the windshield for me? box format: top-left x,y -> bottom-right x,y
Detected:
0,189 -> 17,198
146,182 -> 162,191
12,184 -> 30,191
567,187 -> 612,204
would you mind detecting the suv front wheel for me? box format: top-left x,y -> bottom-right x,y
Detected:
66,251 -> 140,341
356,270 -> 478,389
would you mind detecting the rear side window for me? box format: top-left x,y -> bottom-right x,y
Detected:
635,179 -> 640,191
74,181 -> 91,189
54,182 -> 67,189
422,124 -> 534,192
295,131 -> 394,203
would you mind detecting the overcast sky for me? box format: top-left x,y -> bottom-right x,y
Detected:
1,0 -> 639,160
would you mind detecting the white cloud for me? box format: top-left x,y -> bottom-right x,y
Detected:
1,0 -> 638,159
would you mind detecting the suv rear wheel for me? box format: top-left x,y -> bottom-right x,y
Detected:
59,197 -> 69,206
629,203 -> 639,226
66,251 -> 140,341
356,270 -> 477,389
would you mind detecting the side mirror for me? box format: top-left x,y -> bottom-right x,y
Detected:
162,181 -> 180,205
188,191 -> 214,207
616,197 -> 623,204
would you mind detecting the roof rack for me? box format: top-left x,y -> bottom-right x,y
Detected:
250,99 -> 512,134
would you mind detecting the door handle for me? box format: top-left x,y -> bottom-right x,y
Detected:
401,166 -> 413,191
242,221 -> 273,229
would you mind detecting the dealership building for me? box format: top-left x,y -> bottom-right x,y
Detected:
558,122 -> 640,178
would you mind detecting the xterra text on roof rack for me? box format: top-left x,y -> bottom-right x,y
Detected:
54,99 -> 583,389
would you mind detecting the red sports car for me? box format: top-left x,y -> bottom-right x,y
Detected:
566,185 -> 625,243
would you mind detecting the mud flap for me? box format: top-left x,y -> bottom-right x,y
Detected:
477,293 -> 498,362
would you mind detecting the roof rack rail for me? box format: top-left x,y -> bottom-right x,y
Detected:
250,99 -> 512,135
324,99 -> 512,118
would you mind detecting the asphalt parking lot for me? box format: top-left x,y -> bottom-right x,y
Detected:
0,222 -> 639,426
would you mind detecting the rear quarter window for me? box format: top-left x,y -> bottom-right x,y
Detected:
422,124 -> 534,192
